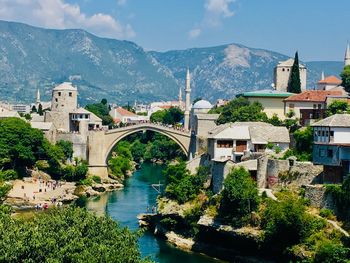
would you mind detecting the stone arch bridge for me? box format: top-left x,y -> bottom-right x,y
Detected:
87,123 -> 192,178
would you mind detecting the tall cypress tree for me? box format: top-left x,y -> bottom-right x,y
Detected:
288,52 -> 302,93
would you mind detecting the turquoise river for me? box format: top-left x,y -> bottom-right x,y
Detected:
83,163 -> 223,263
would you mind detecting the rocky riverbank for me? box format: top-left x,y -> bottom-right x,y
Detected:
138,197 -> 274,263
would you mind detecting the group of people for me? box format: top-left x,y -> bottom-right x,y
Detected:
34,201 -> 63,210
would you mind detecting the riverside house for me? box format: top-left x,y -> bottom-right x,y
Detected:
207,122 -> 290,162
312,114 -> 350,183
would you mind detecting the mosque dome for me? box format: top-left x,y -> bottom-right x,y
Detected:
192,100 -> 212,110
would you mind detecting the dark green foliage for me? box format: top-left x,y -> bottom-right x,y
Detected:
325,177 -> 350,220
108,141 -> 133,180
130,140 -> 147,162
340,65 -> 350,93
219,167 -> 259,226
314,241 -> 350,263
319,208 -> 334,219
0,206 -> 149,263
327,100 -> 349,116
0,182 -> 11,201
213,97 -> 268,125
0,118 -> 46,174
282,126 -> 313,161
85,99 -> 113,126
164,162 -> 208,204
267,113 -> 283,126
31,105 -> 37,113
38,103 -> 43,115
150,107 -> 184,125
56,140 -> 73,160
62,160 -> 88,182
261,194 -> 325,253
287,52 -> 302,93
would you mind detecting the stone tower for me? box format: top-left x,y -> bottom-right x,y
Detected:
345,43 -> 350,67
274,58 -> 307,92
184,68 -> 191,131
51,82 -> 78,112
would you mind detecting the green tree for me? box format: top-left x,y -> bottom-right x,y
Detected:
38,103 -> 43,116
101,98 -> 107,105
340,65 -> 350,93
56,140 -> 73,160
219,167 -> 259,226
215,97 -> 268,125
85,99 -> 113,126
287,51 -> 302,93
327,100 -> 349,116
0,206 -> 149,262
164,162 -> 207,204
261,193 -> 325,254
31,105 -> 37,113
150,107 -> 184,125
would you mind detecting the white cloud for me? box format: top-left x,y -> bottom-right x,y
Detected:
0,0 -> 135,39
188,28 -> 201,39
205,0 -> 235,18
188,0 -> 235,39
116,0 -> 127,6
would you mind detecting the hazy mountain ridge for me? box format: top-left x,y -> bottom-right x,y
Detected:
0,20 -> 344,105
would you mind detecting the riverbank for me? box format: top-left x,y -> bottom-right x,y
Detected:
138,201 -> 270,263
4,175 -> 124,210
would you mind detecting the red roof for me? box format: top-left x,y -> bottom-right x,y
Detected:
115,107 -> 137,117
284,90 -> 343,102
318,75 -> 342,85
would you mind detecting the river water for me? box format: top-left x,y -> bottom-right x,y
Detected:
83,163 -> 223,263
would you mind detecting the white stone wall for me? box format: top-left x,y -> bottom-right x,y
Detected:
51,89 -> 78,112
333,127 -> 350,144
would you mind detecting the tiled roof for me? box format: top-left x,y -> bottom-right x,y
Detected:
318,75 -> 342,85
284,90 -> 343,102
115,107 -> 137,116
311,114 -> 350,127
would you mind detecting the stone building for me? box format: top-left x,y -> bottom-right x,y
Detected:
274,58 -> 307,92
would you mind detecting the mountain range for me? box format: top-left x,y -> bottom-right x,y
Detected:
0,20 -> 344,105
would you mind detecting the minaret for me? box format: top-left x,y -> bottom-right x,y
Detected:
321,71 -> 325,81
184,68 -> 191,131
345,43 -> 350,66
178,87 -> 182,108
36,89 -> 41,104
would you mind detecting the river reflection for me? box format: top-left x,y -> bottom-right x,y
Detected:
84,163 -> 223,263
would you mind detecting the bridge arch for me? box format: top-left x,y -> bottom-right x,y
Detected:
87,123 -> 192,178
104,127 -> 189,163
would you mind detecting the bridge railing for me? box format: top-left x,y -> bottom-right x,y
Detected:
103,121 -> 191,134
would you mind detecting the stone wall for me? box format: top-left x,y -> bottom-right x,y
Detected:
56,133 -> 87,160
304,185 -> 337,211
257,157 -> 323,189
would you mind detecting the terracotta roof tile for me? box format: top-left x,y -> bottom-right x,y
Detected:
318,75 -> 342,84
115,107 -> 137,116
284,90 -> 343,102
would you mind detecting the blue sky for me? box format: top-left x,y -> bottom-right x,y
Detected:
0,0 -> 349,61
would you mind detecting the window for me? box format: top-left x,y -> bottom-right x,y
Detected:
69,92 -> 72,97
282,68 -> 285,72
289,103 -> 294,109
55,98 -> 58,102
318,104 -> 322,109
330,131 -> 334,137
313,104 -> 316,109
317,130 -> 321,136
58,92 -> 61,96
217,140 -> 233,148
321,131 -> 325,136
327,149 -> 333,158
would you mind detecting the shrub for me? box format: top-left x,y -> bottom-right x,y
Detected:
319,208 -> 334,220
35,160 -> 50,170
91,175 -> 102,184
261,193 -> 325,253
314,241 -> 350,263
0,169 -> 18,180
219,167 -> 259,226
